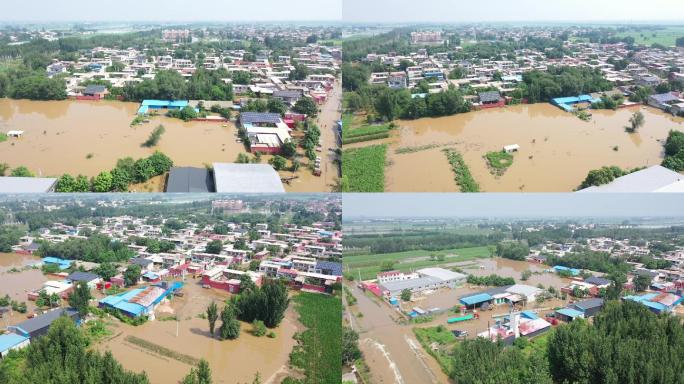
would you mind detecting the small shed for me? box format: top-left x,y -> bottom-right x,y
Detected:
6,131 -> 24,138
503,144 -> 520,153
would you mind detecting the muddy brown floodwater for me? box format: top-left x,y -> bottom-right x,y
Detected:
0,252 -> 46,326
382,104 -> 684,192
0,92 -> 341,192
96,278 -> 297,384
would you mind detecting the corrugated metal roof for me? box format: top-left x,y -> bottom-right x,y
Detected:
460,293 -> 493,306
239,112 -> 282,125
0,333 -> 28,351
556,308 -> 584,318
212,163 -> 284,193
0,177 -> 57,193
166,167 -> 215,193
578,166 -> 683,193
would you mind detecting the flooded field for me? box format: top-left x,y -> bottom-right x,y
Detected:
0,253 -> 46,325
379,104 -> 684,191
0,89 -> 342,192
96,278 -> 298,384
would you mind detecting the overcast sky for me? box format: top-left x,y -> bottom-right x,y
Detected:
0,0 -> 342,22
343,194 -> 684,219
343,0 -> 684,23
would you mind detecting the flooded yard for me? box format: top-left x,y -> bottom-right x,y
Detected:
96,278 -> 298,384
0,252 -> 46,325
0,92 -> 342,192
0,99 -> 243,178
382,104 -> 684,192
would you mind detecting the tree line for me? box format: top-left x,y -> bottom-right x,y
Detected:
344,231 -> 506,254
55,151 -> 173,193
37,233 -> 135,263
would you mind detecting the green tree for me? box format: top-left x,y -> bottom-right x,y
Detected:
269,155 -> 287,171
280,140 -> 297,158
266,98 -> 287,115
55,174 -> 77,192
10,166 -> 33,177
343,327 -> 362,365
92,171 -> 113,192
96,262 -> 118,281
207,301 -> 219,336
205,240 -> 223,254
400,288 -> 411,302
182,359 -> 212,384
251,320 -> 267,337
147,151 -> 174,175
218,304 -> 241,340
292,97 -> 318,117
68,281 -> 92,317
235,279 -> 289,328
628,110 -> 645,132
124,264 -> 142,287
74,175 -> 91,192
633,274 -> 651,292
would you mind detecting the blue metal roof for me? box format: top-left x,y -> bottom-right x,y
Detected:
556,308 -> 584,318
141,100 -> 190,108
553,265 -> 580,276
521,310 -> 539,320
0,333 -> 29,352
42,257 -> 72,270
142,271 -> 159,280
99,288 -> 147,317
459,293 -> 493,306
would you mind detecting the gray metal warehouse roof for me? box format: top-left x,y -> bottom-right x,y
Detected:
212,163 -> 285,193
166,167 -> 215,193
578,166 -> 683,193
0,177 -> 57,193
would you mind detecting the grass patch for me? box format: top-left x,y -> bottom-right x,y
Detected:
343,246 -> 491,281
414,326 -> 458,377
395,142 -> 458,154
443,149 -> 479,192
288,293 -> 342,384
342,121 -> 393,144
342,132 -> 390,145
343,124 -> 392,139
0,132 -> 7,143
484,151 -> 514,176
125,335 -> 199,366
342,144 -> 387,192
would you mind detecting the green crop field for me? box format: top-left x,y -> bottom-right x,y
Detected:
342,144 -> 387,192
615,27 -> 684,47
288,293 -> 342,384
343,246 -> 492,280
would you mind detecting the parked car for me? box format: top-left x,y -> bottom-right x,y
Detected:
451,330 -> 468,337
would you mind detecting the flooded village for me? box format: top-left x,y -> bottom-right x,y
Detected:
342,25 -> 684,192
0,24 -> 343,193
0,194 -> 343,383
342,213 -> 684,384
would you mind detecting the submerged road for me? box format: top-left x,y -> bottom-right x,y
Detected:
345,283 -> 449,384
